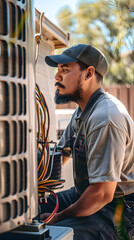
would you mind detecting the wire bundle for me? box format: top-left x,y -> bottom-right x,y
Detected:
35,83 -> 65,223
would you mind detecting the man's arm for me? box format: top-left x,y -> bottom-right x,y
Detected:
43,181 -> 116,224
58,181 -> 117,219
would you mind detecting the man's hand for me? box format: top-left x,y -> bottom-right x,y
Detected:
40,213 -> 59,225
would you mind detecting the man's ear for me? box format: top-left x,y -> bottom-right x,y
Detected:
85,66 -> 95,80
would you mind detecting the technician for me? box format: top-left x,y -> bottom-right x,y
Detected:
40,44 -> 134,240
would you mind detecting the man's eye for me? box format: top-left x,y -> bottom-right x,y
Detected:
63,68 -> 68,72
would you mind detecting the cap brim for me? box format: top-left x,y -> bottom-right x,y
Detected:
45,54 -> 77,67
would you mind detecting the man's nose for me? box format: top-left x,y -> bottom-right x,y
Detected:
55,71 -> 62,81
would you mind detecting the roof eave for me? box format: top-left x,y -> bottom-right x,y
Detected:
35,8 -> 70,49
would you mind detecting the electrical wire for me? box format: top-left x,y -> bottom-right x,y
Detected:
35,83 -> 65,223
36,83 -> 50,132
42,142 -> 57,181
38,143 -> 50,181
39,187 -> 59,224
36,83 -> 50,181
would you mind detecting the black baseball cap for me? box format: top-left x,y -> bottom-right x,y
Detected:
45,44 -> 108,77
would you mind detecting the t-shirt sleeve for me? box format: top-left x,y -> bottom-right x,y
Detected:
86,124 -> 127,183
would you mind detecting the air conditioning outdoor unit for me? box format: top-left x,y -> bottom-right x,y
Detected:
0,0 -> 38,234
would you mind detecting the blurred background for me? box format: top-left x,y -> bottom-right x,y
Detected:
35,0 -> 134,86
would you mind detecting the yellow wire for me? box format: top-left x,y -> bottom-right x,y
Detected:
38,180 -> 57,184
38,147 -> 46,181
36,101 -> 47,181
38,94 -> 47,141
36,102 -> 40,147
36,85 -> 51,183
36,86 -> 48,143
41,144 -> 50,180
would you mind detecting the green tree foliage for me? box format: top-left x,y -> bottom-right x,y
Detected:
57,0 -> 134,85
56,6 -> 74,32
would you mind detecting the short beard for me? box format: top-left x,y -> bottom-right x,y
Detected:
54,74 -> 82,104
54,89 -> 82,104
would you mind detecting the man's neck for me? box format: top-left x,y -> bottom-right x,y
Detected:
77,86 -> 102,111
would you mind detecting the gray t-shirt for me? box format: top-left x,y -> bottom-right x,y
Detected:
58,89 -> 134,197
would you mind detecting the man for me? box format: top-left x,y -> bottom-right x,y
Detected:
40,44 -> 134,239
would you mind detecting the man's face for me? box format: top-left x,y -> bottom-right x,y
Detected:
54,62 -> 83,104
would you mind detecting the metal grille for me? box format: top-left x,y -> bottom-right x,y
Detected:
0,0 -> 37,233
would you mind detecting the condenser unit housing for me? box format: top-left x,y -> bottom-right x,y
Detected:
0,0 -> 38,234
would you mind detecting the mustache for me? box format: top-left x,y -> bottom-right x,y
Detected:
55,82 -> 65,89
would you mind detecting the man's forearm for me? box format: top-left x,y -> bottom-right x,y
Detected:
57,190 -> 106,222
57,182 -> 117,222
